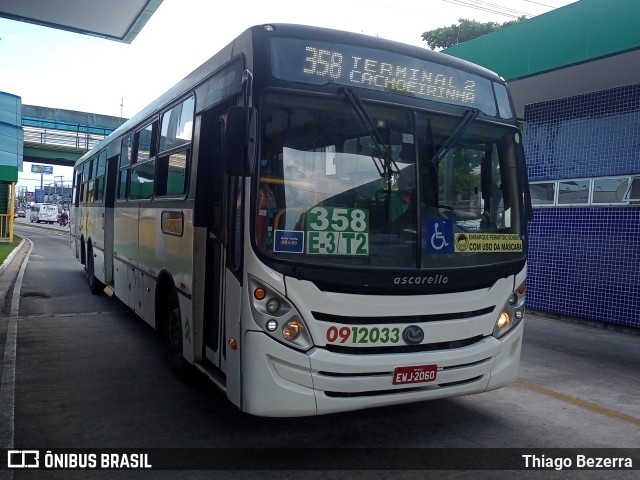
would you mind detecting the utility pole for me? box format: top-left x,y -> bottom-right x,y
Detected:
55,176 -> 64,204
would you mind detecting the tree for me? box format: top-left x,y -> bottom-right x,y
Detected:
421,17 -> 526,50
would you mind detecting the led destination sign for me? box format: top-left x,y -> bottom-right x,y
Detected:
271,37 -> 498,116
304,47 -> 475,103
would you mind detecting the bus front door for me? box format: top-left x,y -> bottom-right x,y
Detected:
196,107 -> 228,374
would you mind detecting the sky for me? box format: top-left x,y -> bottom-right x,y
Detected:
1,0 -> 577,192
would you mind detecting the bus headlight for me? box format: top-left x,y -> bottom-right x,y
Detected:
493,283 -> 526,339
497,312 -> 510,329
266,319 -> 278,332
266,298 -> 281,314
248,276 -> 312,350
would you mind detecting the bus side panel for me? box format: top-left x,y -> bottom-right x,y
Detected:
179,293 -> 194,364
113,258 -> 129,305
137,205 -> 194,295
103,205 -> 114,285
138,204 -> 195,360
93,245 -> 106,286
70,205 -> 81,261
114,204 -> 139,267
225,270 -> 243,409
87,206 -> 106,285
141,272 -> 155,326
132,268 -> 146,318
113,204 -> 138,309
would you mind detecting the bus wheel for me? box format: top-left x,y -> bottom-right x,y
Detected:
162,288 -> 191,379
85,244 -> 103,295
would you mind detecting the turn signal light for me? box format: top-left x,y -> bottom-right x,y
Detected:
282,320 -> 303,341
254,288 -> 267,300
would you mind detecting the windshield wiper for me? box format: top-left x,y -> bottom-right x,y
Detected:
432,108 -> 479,165
341,87 -> 400,179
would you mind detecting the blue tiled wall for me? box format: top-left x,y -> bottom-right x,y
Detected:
524,84 -> 640,328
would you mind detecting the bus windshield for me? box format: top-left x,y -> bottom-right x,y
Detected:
255,92 -> 524,270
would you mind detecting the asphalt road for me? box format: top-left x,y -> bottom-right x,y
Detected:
0,223 -> 638,479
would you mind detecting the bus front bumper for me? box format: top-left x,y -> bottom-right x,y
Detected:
241,321 -> 523,417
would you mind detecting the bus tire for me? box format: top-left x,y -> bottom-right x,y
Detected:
85,243 -> 103,295
160,286 -> 192,380
80,237 -> 86,266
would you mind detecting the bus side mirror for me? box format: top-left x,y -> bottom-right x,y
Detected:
224,106 -> 256,177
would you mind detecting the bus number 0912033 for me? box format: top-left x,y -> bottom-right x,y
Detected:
325,326 -> 401,344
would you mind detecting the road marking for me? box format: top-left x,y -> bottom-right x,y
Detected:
516,380 -> 640,428
0,238 -> 33,480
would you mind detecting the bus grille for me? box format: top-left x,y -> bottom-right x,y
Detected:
311,306 -> 495,325
322,335 -> 485,355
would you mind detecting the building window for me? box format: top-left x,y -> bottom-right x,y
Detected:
625,176 -> 640,202
530,182 -> 555,206
592,177 -> 629,205
531,175 -> 640,207
557,179 -> 590,205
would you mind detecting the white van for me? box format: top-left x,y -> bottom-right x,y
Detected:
30,203 -> 58,224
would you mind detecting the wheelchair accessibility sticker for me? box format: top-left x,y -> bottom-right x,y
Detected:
425,221 -> 523,254
425,219 -> 453,254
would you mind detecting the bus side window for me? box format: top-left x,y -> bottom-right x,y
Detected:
135,123 -> 157,163
157,96 -> 194,198
74,170 -> 82,206
94,151 -> 107,203
156,150 -> 189,197
81,159 -> 93,204
118,136 -> 132,201
117,169 -> 129,200
105,154 -> 119,207
128,122 -> 158,200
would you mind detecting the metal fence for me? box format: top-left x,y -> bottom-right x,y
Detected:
22,125 -> 107,151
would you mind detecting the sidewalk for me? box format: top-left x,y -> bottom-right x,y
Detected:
0,238 -> 30,317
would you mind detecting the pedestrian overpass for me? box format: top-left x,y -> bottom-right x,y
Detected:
0,99 -> 125,242
21,105 -> 125,167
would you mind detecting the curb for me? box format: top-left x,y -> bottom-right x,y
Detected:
0,238 -> 26,276
528,309 -> 640,336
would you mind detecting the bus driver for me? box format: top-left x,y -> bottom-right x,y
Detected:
390,168 -> 415,222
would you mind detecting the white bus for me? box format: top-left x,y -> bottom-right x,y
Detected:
30,203 -> 58,224
71,24 -> 532,417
